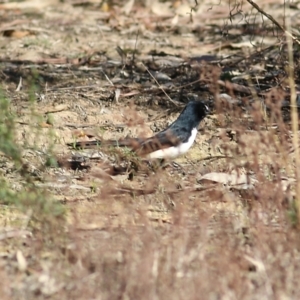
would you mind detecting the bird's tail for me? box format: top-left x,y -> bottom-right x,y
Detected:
67,138 -> 143,150
67,140 -> 102,149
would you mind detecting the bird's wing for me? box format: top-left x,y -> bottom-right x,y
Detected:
135,127 -> 189,156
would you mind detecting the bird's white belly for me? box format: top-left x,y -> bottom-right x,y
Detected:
148,128 -> 198,159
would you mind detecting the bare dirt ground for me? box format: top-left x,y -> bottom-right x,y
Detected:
1,0 -> 300,299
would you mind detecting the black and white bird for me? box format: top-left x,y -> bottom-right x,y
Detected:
67,101 -> 209,159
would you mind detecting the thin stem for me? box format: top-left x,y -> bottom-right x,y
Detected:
286,2 -> 300,222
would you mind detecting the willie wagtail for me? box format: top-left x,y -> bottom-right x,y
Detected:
67,101 -> 209,159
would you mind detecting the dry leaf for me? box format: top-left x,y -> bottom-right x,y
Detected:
150,0 -> 173,16
3,29 -> 31,38
16,250 -> 27,272
122,0 -> 135,15
115,88 -> 121,103
0,0 -> 59,10
39,122 -> 52,128
198,170 -> 257,190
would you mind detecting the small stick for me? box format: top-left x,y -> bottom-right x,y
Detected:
246,0 -> 300,45
141,63 -> 180,107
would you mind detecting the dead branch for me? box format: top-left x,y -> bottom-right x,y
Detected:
246,0 -> 300,45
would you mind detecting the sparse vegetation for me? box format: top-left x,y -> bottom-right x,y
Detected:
0,0 -> 300,299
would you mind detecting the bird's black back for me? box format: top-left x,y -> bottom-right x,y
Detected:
156,101 -> 208,143
139,101 -> 209,151
169,101 -> 208,131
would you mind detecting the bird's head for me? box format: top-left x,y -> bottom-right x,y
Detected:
184,100 -> 210,121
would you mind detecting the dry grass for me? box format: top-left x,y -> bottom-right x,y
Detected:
0,0 -> 300,299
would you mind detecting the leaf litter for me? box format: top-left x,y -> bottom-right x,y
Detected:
0,0 -> 300,299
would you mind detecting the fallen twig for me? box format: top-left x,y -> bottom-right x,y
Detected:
217,80 -> 253,95
142,62 -> 180,107
0,229 -> 32,241
246,0 -> 300,45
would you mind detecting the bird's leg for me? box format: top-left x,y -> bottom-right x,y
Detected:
162,161 -> 186,175
127,159 -> 140,180
144,158 -> 166,172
